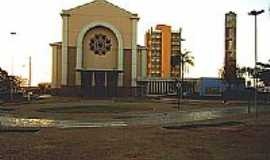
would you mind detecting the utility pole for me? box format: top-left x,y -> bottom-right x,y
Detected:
248,9 -> 264,119
28,56 -> 32,87
181,32 -> 184,106
177,28 -> 185,111
177,28 -> 182,111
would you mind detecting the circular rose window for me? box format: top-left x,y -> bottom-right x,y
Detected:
89,34 -> 112,55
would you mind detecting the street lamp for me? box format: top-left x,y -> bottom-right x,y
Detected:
10,32 -> 17,76
9,32 -> 17,100
248,9 -> 264,119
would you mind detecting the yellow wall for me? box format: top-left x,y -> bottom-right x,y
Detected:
66,0 -> 134,49
67,47 -> 77,86
52,0 -> 139,87
83,26 -> 118,70
51,44 -> 62,88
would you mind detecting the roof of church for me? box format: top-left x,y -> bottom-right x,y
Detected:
50,42 -> 62,47
64,0 -> 138,17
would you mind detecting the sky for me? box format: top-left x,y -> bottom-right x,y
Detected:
0,0 -> 269,85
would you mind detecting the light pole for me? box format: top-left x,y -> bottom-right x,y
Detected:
10,32 -> 17,76
28,56 -> 32,87
9,32 -> 17,100
248,9 -> 264,119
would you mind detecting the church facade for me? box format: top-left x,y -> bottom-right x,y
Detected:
50,0 -> 147,96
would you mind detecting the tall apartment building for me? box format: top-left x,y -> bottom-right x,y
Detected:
145,24 -> 181,79
224,11 -> 237,81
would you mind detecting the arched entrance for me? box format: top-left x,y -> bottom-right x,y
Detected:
76,22 -> 124,96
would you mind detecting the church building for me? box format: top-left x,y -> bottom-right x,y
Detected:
50,0 -> 147,96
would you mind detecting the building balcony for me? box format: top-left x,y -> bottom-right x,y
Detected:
151,35 -> 161,39
171,48 -> 180,51
151,41 -> 161,44
152,47 -> 161,50
171,42 -> 180,45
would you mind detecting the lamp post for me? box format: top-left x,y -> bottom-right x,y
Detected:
248,9 -> 264,119
10,32 -> 17,76
28,56 -> 32,87
9,32 -> 18,100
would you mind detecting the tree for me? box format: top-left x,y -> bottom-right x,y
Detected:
0,68 -> 10,97
237,67 -> 254,79
0,68 -> 22,99
257,62 -> 270,86
181,49 -> 195,77
218,67 -> 225,79
237,62 -> 270,87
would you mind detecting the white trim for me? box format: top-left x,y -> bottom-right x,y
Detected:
61,15 -> 69,86
104,72 -> 107,87
75,21 -> 124,86
92,72 -> 95,86
131,19 -> 138,87
118,72 -> 123,87
76,21 -> 123,70
75,72 -> 81,86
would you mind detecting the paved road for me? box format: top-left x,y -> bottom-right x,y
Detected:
121,104 -> 270,125
0,104 -> 269,128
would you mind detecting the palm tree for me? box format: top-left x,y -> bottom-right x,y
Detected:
181,49 -> 195,78
177,49 -> 194,97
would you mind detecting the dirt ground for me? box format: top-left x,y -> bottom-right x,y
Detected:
0,98 -> 270,160
1,97 -> 253,120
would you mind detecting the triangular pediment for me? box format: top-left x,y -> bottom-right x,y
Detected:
64,0 -> 138,18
